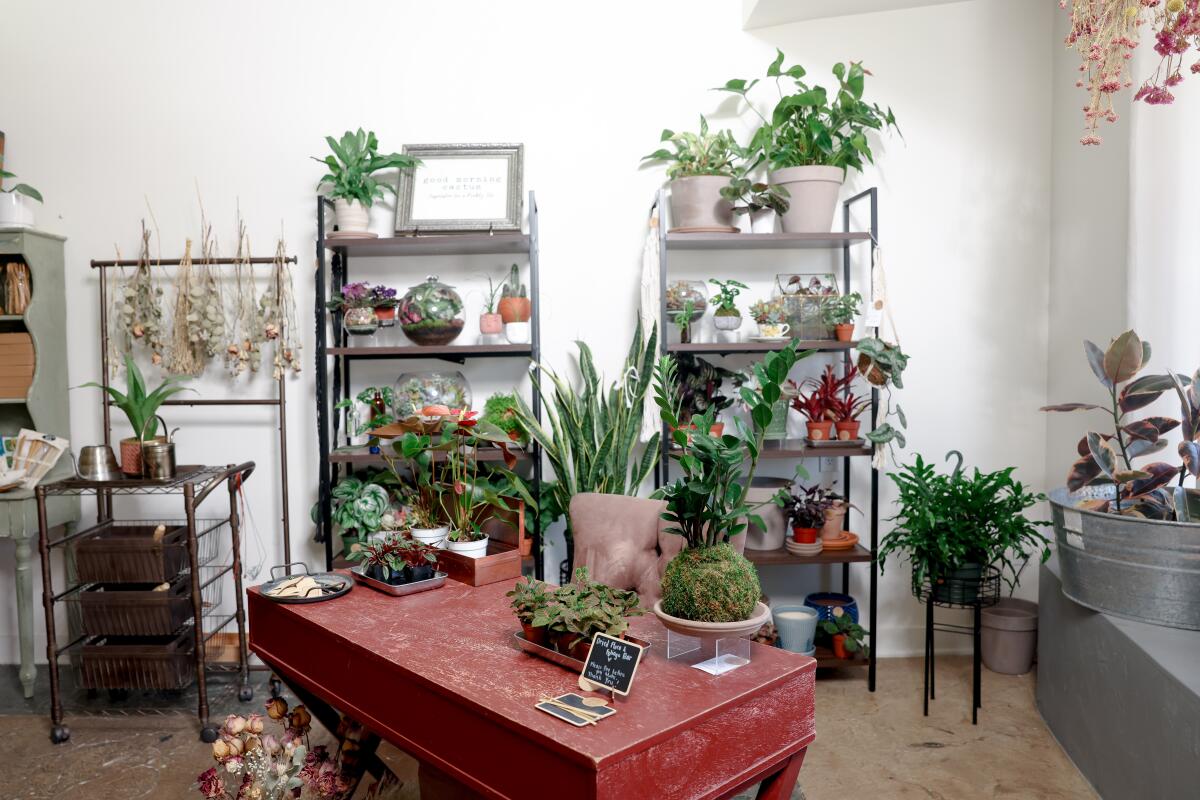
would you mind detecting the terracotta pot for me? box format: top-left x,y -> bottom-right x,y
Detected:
497,297 -> 531,324
834,323 -> 854,342
668,176 -> 735,230
119,436 -> 166,476
806,421 -> 834,441
333,198 -> 370,232
521,621 -> 547,646
769,166 -> 844,233
793,527 -> 819,544
567,637 -> 592,662
832,633 -> 850,660
835,420 -> 861,441
375,306 -> 397,323
709,422 -> 725,437
479,312 -> 503,335
822,502 -> 847,540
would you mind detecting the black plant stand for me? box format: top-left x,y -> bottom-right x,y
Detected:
919,566 -> 1000,725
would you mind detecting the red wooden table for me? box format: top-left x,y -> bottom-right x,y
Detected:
248,577 -> 815,800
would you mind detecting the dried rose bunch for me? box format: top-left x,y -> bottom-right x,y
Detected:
193,698 -> 349,799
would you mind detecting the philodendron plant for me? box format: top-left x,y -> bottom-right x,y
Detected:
1042,330 -> 1199,519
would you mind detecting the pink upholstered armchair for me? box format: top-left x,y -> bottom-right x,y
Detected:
569,492 -> 745,608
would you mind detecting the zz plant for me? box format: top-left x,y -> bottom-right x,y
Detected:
314,128 -> 421,208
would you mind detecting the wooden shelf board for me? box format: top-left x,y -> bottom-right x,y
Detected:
666,231 -> 871,251
329,446 -> 530,465
759,440 -> 874,459
668,340 -> 855,355
746,544 -> 873,566
327,344 -> 532,360
321,233 -> 530,257
813,645 -> 869,670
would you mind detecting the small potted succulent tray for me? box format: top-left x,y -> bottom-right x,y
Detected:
348,534 -> 446,597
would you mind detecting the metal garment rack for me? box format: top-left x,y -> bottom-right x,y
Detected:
313,191 -> 544,578
90,255 -> 296,565
35,462 -> 255,744
653,188 -> 881,691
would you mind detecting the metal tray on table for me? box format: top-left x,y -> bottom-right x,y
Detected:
350,564 -> 447,596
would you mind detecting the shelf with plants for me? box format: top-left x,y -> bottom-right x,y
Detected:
313,129 -> 544,579
744,544 -> 873,567
667,340 -> 856,355
665,231 -> 872,251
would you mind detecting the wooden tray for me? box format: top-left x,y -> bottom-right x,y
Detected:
438,539 -> 522,587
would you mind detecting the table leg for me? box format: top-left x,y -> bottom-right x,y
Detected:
754,748 -> 806,800
14,529 -> 35,699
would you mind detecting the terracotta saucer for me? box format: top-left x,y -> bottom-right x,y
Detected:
821,531 -> 860,550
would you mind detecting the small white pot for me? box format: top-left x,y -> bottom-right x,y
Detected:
445,534 -> 489,559
713,313 -> 742,331
505,321 -> 531,344
0,194 -> 35,228
411,526 -> 449,547
750,208 -> 777,234
333,198 -> 370,233
769,166 -> 845,233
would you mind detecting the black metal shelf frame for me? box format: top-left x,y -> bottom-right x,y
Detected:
314,193 -> 544,579
653,187 -> 881,692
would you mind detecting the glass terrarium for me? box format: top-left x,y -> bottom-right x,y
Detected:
393,371 -> 472,418
397,275 -> 465,346
773,273 -> 839,340
665,280 -> 708,323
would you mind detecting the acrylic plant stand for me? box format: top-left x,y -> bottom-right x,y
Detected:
35,462 -> 256,744
919,566 -> 1001,725
666,629 -> 754,676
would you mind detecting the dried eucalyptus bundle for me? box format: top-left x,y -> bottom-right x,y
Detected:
259,237 -> 302,379
117,223 -> 166,365
226,223 -> 265,376
165,239 -> 204,376
191,216 -> 226,360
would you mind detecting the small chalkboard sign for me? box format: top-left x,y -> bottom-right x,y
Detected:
581,633 -> 645,697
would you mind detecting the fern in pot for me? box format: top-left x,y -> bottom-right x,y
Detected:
314,128 -> 420,234
641,115 -> 739,231
650,343 -> 811,637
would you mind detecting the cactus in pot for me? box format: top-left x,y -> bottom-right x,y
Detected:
497,263 -> 531,323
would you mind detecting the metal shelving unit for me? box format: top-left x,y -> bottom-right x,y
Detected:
654,188 -> 881,690
314,192 -> 544,579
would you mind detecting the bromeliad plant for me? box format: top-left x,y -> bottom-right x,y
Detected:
716,52 -> 899,173
1041,330 -> 1199,518
313,128 -> 421,208
78,353 -> 194,442
641,115 -> 739,178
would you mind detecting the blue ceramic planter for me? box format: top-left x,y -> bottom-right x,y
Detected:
804,592 -> 859,623
773,605 -> 820,654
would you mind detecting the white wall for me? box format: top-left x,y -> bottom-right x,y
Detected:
0,0 -> 1058,662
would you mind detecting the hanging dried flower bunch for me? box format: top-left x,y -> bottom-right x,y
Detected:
116,223 -> 166,366
1064,0 -> 1200,144
166,239 -> 204,376
190,211 -> 226,361
226,221 -> 265,376
259,237 -> 303,379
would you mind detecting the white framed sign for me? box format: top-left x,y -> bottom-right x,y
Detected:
395,143 -> 523,234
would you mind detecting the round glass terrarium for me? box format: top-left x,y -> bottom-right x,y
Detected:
398,275 -> 465,347
665,280 -> 708,323
342,306 -> 380,336
393,371 -> 472,418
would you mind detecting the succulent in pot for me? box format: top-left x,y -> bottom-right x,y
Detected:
315,128 -> 421,233
720,178 -> 790,234
398,276 -> 465,346
749,298 -> 790,339
821,291 -> 863,343
651,342 -> 813,636
717,53 -> 898,232
497,264 -> 531,324
642,116 -> 739,231
709,279 -> 748,333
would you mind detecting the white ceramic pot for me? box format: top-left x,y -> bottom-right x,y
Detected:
769,166 -> 845,233
504,321 -> 530,344
445,534 -> 489,559
713,313 -> 742,331
758,322 -> 790,339
667,176 -> 735,231
742,477 -> 791,551
653,600 -> 772,641
333,198 -> 370,233
750,208 -> 777,234
411,526 -> 449,547
0,194 -> 35,228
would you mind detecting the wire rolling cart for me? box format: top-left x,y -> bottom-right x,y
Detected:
35,462 -> 256,744
919,565 -> 1001,725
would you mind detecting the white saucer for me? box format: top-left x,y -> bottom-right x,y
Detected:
750,336 -> 790,343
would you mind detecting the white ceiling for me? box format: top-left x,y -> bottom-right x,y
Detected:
742,0 -> 972,29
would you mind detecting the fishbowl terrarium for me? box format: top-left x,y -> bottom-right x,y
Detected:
398,275 -> 465,347
342,306 -> 380,336
665,280 -> 708,323
773,273 -> 839,340
393,371 -> 472,418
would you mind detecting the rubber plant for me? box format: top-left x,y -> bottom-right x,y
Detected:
1041,330 -> 1198,519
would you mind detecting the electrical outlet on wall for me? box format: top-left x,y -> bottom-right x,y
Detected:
821,457 -> 838,473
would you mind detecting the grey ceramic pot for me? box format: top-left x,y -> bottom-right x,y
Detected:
668,176 -> 734,230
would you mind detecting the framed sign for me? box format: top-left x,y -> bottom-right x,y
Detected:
581,633 -> 646,697
395,143 -> 523,234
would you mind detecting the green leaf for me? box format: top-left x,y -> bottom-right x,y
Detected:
1083,340 -> 1112,389
11,184 -> 42,203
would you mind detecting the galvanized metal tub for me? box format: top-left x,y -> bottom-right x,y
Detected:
1049,487 -> 1200,631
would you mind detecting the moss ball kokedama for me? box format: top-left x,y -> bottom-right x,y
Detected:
660,543 -> 761,623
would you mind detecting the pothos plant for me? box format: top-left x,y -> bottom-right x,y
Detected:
641,115 -> 739,179
1041,330 -> 1199,519
313,128 -> 421,208
855,336 -> 909,461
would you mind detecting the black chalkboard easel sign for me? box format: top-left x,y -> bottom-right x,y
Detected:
581,633 -> 646,697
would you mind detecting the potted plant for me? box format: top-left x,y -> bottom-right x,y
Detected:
479,272 -> 505,337
792,389 -> 832,441
749,298 -> 789,339
720,178 -> 790,234
314,128 -> 420,234
507,576 -> 554,645
718,54 -> 899,232
545,567 -> 642,660
369,285 -> 399,327
398,276 -> 465,346
777,485 -> 838,544
642,116 -> 739,231
822,292 -> 863,342
825,371 -> 870,442
383,432 -> 448,547
327,281 -> 379,336
879,452 -> 1050,605
673,354 -> 743,437
328,476 -> 391,556
78,353 -> 193,475
0,170 -> 41,228
349,533 -> 439,586
821,606 -> 869,660
482,392 -> 526,446
650,342 -> 811,638
497,264 -> 532,344
855,337 -> 910,460
708,279 -> 748,337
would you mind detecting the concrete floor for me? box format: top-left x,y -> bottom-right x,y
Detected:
0,657 -> 1094,799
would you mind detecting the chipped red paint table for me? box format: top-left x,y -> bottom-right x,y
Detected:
248,578 -> 815,800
